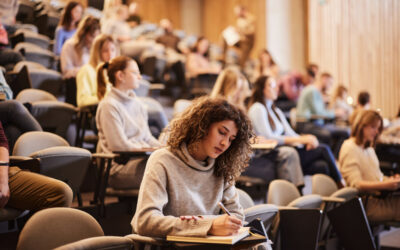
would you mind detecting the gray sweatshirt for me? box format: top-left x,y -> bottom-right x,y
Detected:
131,143 -> 244,237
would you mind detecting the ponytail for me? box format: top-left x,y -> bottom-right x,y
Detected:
97,62 -> 108,100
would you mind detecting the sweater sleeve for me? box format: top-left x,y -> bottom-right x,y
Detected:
248,103 -> 285,145
97,102 -> 145,150
133,156 -> 214,237
53,27 -> 63,55
310,90 -> 335,118
60,40 -> 80,79
76,66 -> 99,107
222,184 -> 244,221
339,143 -> 363,189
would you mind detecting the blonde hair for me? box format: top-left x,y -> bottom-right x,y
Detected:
210,67 -> 250,110
89,34 -> 117,68
167,97 -> 254,184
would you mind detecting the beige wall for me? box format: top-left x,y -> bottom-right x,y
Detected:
308,0 -> 400,118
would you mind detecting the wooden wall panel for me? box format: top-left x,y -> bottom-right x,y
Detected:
308,0 -> 400,118
202,0 -> 266,59
129,0 -> 181,29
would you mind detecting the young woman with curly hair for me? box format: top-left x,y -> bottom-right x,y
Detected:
132,97 -> 254,237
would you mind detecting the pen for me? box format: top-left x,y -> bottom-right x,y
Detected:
218,202 -> 231,216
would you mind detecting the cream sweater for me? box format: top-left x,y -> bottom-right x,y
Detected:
131,144 -> 244,237
339,138 -> 383,189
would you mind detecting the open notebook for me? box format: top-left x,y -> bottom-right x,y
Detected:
166,227 -> 250,245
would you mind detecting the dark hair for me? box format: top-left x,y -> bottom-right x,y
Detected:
97,56 -> 132,100
192,36 -> 209,57
351,110 -> 383,148
59,1 -> 82,30
306,63 -> 319,78
248,75 -> 281,131
74,16 -> 100,52
357,91 -> 370,106
167,97 -> 254,184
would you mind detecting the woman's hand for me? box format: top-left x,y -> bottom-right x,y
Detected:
383,176 -> 400,191
208,214 -> 242,236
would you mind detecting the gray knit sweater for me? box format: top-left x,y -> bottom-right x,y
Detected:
131,143 -> 244,237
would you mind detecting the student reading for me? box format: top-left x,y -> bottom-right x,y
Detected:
132,97 -> 253,237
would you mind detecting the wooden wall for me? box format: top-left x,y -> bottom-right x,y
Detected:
202,0 -> 266,59
129,0 -> 182,29
308,0 -> 400,118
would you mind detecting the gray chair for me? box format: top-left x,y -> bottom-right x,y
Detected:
14,29 -> 51,50
12,131 -> 91,205
267,179 -> 322,209
54,236 -> 133,250
16,89 -> 77,140
14,42 -> 57,70
17,207 -> 104,250
312,174 -> 358,202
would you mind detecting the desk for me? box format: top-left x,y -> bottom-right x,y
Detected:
170,235 -> 268,250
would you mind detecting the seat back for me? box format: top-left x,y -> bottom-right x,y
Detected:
13,131 -> 69,156
17,208 -> 104,250
267,179 -> 301,206
16,88 -> 57,103
54,236 -> 133,250
311,174 -> 338,197
236,188 -> 254,209
14,61 -> 46,72
244,204 -> 278,230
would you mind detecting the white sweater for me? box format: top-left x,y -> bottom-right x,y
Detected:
96,87 -> 160,174
339,138 -> 383,189
132,144 -> 244,237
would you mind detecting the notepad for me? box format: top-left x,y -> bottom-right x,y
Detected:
251,142 -> 278,150
166,227 -> 250,245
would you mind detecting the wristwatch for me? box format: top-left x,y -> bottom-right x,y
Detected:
0,161 -> 9,166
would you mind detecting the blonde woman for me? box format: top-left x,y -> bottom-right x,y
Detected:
76,34 -> 117,107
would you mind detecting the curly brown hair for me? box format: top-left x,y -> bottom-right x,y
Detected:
167,97 -> 254,184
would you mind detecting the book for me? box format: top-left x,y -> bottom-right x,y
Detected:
251,142 -> 278,150
166,227 -> 250,245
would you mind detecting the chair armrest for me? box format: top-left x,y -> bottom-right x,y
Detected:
113,148 -> 155,164
124,234 -> 167,246
9,156 -> 40,173
321,196 -> 345,203
149,83 -> 165,91
92,153 -> 116,160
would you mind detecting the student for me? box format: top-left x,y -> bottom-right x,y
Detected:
76,34 -> 117,107
0,121 -> 73,211
96,56 -> 161,189
211,68 -> 304,188
349,91 -> 371,126
330,84 -> 353,121
248,75 -> 343,186
132,97 -> 252,237
255,49 -> 279,79
339,110 -> 400,222
60,16 -> 100,79
53,1 -> 83,55
186,37 -> 220,78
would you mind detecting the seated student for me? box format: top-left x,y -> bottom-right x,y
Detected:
210,68 -> 304,188
248,76 -> 343,186
132,97 -> 251,237
349,91 -> 370,126
102,5 -> 131,43
0,22 -> 23,71
186,37 -> 221,78
339,110 -> 400,222
330,85 -> 353,122
0,121 -> 73,211
296,72 -> 349,157
0,100 -> 42,150
0,69 -> 13,100
53,1 -> 83,56
76,34 -> 117,107
96,56 -> 161,189
60,16 -> 101,79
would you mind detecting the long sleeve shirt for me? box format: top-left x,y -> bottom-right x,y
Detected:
60,37 -> 90,79
76,64 -> 100,107
339,138 -> 383,189
296,85 -> 335,121
132,143 -> 243,237
53,26 -> 76,56
248,100 -> 298,145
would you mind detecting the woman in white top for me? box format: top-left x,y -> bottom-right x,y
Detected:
248,75 -> 343,186
60,16 -> 101,79
210,68 -> 304,189
339,110 -> 400,222
330,85 -> 353,121
96,56 -> 161,189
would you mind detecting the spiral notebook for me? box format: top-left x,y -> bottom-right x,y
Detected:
166,227 -> 250,245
